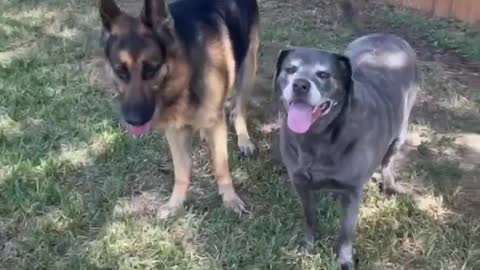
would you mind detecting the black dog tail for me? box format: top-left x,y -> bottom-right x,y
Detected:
339,0 -> 362,34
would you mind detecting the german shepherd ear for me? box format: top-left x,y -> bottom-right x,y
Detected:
141,0 -> 176,47
97,0 -> 122,32
273,48 -> 292,92
334,53 -> 353,90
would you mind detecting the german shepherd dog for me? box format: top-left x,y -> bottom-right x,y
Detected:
97,0 -> 259,218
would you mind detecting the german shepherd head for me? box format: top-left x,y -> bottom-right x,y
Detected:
98,0 -> 182,135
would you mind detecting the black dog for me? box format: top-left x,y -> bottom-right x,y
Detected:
274,33 -> 418,269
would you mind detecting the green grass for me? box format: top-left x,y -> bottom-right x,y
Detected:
1,0 -> 480,269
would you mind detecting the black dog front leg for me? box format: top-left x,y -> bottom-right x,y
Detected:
294,179 -> 317,248
337,190 -> 362,270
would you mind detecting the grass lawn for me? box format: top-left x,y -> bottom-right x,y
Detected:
1,0 -> 479,269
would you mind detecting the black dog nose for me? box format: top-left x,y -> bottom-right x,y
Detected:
292,78 -> 311,95
122,102 -> 154,126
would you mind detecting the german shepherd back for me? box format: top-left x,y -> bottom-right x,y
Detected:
98,0 -> 259,218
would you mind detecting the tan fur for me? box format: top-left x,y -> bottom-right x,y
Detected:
119,50 -> 134,67
215,24 -> 236,92
205,113 -> 245,210
154,50 -> 193,129
159,127 -> 193,218
154,25 -> 236,130
194,27 -> 233,129
230,26 -> 259,154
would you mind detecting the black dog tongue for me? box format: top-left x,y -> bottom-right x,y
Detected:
287,103 -> 313,134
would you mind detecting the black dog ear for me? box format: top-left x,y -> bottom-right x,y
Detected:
141,0 -> 176,47
98,0 -> 123,32
334,53 -> 353,90
273,48 -> 292,92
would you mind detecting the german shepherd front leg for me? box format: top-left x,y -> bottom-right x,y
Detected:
230,28 -> 259,156
159,127 -> 193,219
206,114 -> 248,214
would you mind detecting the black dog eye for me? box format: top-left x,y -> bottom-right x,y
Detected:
316,71 -> 331,79
114,64 -> 130,82
285,66 -> 298,74
142,62 -> 161,80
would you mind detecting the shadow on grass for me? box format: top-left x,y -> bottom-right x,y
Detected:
356,182 -> 480,269
399,128 -> 480,218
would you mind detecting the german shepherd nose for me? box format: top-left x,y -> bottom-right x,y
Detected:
122,102 -> 155,126
293,78 -> 311,95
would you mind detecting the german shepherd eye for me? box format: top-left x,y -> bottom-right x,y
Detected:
142,62 -> 161,80
113,64 -> 130,82
285,66 -> 298,74
316,71 -> 331,79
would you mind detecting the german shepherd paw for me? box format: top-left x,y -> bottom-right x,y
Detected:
238,137 -> 257,157
222,191 -> 250,216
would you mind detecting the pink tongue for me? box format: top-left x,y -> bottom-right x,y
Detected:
127,122 -> 151,136
287,103 -> 313,134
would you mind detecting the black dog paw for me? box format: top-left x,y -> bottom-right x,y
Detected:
340,258 -> 359,270
337,246 -> 359,270
340,263 -> 354,270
